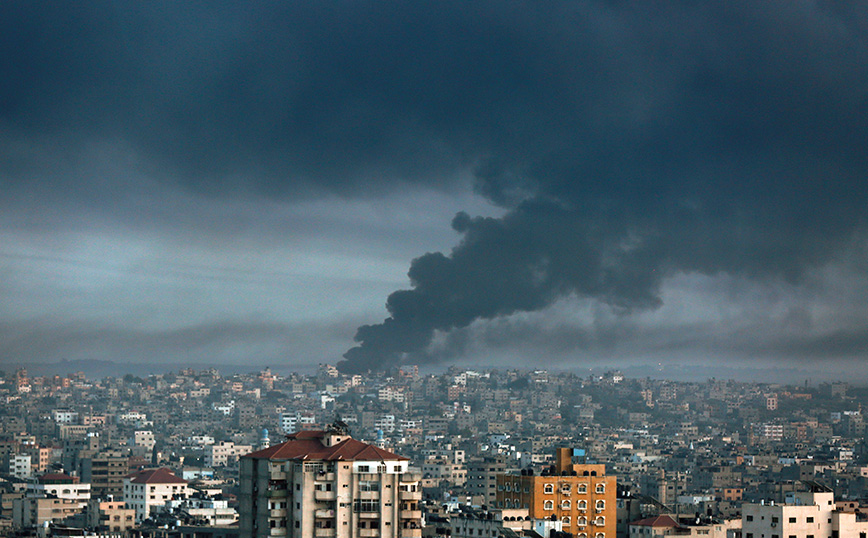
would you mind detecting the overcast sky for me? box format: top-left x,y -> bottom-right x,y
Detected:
2,1 -> 868,377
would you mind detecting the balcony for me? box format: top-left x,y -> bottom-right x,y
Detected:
269,528 -> 287,536
266,489 -> 287,498
400,529 -> 422,538
315,472 -> 336,482
399,490 -> 422,501
400,510 -> 422,520
315,509 -> 335,519
270,509 -> 287,518
315,528 -> 336,537
314,490 -> 336,501
358,511 -> 380,518
359,529 -> 380,537
359,490 -> 380,500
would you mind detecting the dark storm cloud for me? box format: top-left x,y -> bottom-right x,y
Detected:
0,316 -> 356,367
2,2 -> 867,372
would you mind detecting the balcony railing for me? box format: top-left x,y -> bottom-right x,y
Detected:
314,490 -> 336,501
399,490 -> 422,501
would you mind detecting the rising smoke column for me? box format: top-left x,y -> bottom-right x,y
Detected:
335,3 -> 868,374
339,201 -> 670,373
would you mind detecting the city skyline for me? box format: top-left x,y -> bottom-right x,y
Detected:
2,2 -> 868,374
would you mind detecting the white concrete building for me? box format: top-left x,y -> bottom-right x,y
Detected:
204,441 -> 253,467
162,496 -> 238,526
131,430 -> 156,452
26,473 -> 91,502
123,467 -> 191,522
52,410 -> 79,424
9,454 -> 32,479
742,488 -> 868,538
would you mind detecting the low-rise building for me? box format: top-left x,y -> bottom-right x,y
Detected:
123,468 -> 191,522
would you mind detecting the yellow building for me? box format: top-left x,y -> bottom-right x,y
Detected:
495,448 -> 616,538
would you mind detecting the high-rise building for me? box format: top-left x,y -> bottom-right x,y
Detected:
239,421 -> 422,538
80,450 -> 130,498
466,456 -> 508,506
495,448 -> 617,538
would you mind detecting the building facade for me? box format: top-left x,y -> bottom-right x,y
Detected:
742,487 -> 868,538
495,448 -> 617,538
239,421 -> 422,538
123,467 -> 191,522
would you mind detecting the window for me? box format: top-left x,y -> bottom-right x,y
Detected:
578,484 -> 588,494
578,516 -> 588,526
789,518 -> 797,523
544,501 -> 554,510
595,516 -> 605,526
772,517 -> 779,523
358,465 -> 370,473
562,516 -> 571,526
807,517 -> 814,523
746,516 -> 754,522
595,533 -> 605,538
596,500 -> 605,511
561,484 -> 571,493
544,484 -> 554,494
596,484 -> 605,494
562,500 -> 571,510
353,499 -> 379,512
578,500 -> 588,510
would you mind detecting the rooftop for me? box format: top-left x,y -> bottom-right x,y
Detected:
243,430 -> 408,462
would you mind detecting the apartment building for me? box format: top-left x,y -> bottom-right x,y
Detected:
239,421 -> 422,538
204,441 -> 253,467
80,449 -> 130,498
742,485 -> 868,538
495,447 -> 617,538
87,499 -> 136,534
123,467 -> 191,522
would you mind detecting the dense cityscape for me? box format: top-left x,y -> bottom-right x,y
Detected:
1,365 -> 867,537
4,4 -> 868,537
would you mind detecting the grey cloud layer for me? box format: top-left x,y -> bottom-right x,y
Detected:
2,2 -> 867,372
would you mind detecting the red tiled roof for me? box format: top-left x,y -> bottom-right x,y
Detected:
126,467 -> 187,484
631,515 -> 681,528
38,473 -> 75,484
242,431 -> 407,462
